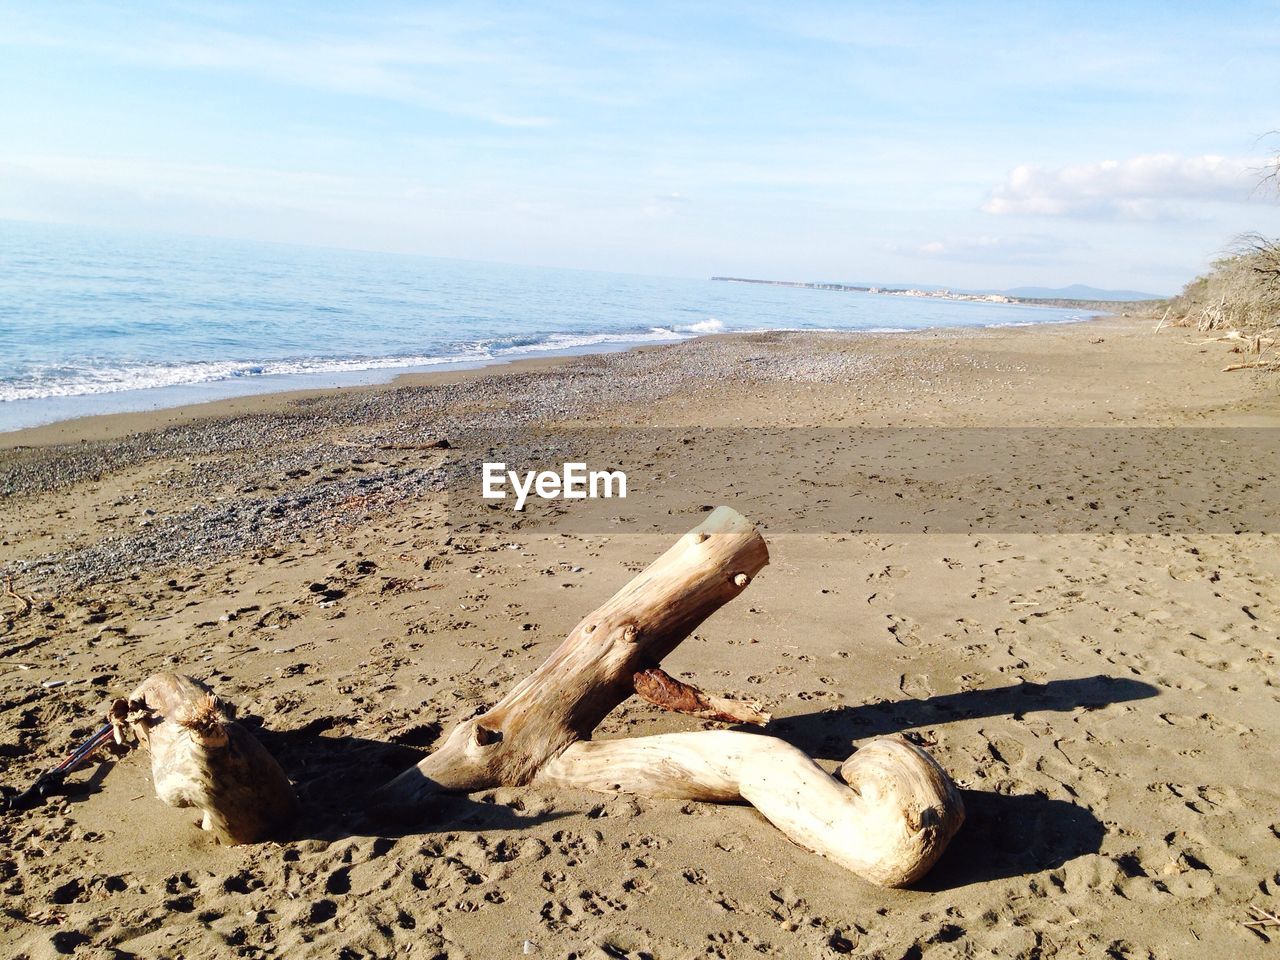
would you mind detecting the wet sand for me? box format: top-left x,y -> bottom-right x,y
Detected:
2,316 -> 1278,959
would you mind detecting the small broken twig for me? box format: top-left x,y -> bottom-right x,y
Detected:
633,667 -> 772,726
1243,905 -> 1280,932
4,576 -> 34,617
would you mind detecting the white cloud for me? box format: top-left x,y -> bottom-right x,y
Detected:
983,154 -> 1262,220
885,234 -> 1059,263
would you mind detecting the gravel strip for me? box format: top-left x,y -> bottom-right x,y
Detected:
0,333 -> 944,588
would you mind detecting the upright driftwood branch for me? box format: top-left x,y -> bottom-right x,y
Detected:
378,506 -> 769,804
377,506 -> 964,887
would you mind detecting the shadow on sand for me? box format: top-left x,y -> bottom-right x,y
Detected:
249,722 -> 568,841
916,789 -> 1106,890
769,674 -> 1157,760
764,674 -> 1157,889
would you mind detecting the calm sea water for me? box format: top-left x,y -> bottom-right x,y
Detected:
0,221 -> 1084,432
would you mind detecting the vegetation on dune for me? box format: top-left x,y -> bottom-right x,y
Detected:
1159,144 -> 1280,371
1168,233 -> 1280,334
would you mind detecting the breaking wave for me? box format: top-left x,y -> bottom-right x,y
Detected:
0,329 -> 696,403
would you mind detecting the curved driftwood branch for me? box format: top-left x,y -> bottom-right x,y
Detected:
536,731 -> 963,887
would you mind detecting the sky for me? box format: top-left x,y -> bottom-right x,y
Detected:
2,1 -> 1279,294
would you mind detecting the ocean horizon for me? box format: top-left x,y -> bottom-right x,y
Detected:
0,220 -> 1085,433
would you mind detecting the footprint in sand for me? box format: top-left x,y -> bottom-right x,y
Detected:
898,673 -> 933,699
868,564 -> 908,582
885,613 -> 921,648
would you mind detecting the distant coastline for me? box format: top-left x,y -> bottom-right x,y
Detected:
710,276 -> 1164,312
0,223 -> 1091,433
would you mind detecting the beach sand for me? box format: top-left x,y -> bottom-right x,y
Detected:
2,315 -> 1278,959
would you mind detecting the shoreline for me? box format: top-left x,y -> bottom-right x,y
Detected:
0,350 -> 586,450
711,275 -> 1165,310
0,314 -> 1101,449
0,337 -> 669,440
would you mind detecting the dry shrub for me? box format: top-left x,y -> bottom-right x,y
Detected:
1170,233 -> 1280,333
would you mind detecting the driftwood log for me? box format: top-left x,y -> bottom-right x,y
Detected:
114,673 -> 298,844
378,506 -> 963,886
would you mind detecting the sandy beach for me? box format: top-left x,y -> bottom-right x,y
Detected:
2,315 -> 1278,959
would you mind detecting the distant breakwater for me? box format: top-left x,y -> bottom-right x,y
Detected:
711,276 -> 1163,312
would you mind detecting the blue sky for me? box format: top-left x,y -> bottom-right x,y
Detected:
2,1 -> 1279,293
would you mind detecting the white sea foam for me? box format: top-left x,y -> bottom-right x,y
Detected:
676,318 -> 726,334
488,328 -> 689,356
0,329 -> 696,403
0,354 -> 468,402
981,314 -> 1090,329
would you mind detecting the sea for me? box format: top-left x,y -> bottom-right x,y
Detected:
0,220 -> 1086,433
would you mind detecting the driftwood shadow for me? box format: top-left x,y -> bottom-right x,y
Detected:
762,675 -> 1152,890
768,674 -> 1158,760
49,755 -> 118,809
249,722 -> 567,841
917,789 -> 1105,890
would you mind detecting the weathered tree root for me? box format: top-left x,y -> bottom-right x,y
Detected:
119,673 -> 298,844
377,506 -> 964,886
